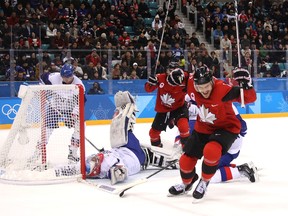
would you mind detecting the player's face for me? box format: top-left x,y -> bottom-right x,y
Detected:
195,82 -> 213,98
62,76 -> 74,84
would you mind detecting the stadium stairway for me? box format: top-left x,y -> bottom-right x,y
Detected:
175,5 -> 214,54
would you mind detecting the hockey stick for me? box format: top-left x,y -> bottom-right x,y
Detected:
85,137 -> 104,152
119,159 -> 178,197
234,0 -> 245,108
82,159 -> 178,196
153,0 -> 171,76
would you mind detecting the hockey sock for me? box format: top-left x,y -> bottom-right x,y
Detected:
202,141 -> 222,181
179,154 -> 197,185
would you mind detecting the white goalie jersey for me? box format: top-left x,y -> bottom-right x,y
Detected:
98,147 -> 141,179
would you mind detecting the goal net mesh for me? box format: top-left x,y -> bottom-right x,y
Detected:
0,84 -> 85,184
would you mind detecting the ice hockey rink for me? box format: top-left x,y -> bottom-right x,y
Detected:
0,117 -> 288,216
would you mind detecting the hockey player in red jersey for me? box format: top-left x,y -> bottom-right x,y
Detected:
144,62 -> 190,148
168,66 -> 256,200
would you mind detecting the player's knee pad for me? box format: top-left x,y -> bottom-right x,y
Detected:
203,141 -> 222,165
176,118 -> 190,138
179,154 -> 197,172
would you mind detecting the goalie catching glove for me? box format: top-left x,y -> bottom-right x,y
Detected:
148,76 -> 158,86
233,68 -> 253,90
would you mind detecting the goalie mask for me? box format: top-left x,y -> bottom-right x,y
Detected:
86,153 -> 104,178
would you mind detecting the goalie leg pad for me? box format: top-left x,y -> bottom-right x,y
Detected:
110,103 -> 137,148
114,91 -> 136,108
109,164 -> 128,185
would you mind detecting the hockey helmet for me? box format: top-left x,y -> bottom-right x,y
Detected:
60,63 -> 74,77
167,69 -> 185,86
193,66 -> 212,85
86,153 -> 104,178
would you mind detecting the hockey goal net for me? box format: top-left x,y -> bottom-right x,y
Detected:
0,84 -> 86,184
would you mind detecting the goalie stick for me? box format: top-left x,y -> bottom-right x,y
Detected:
82,159 -> 178,196
85,137 -> 104,152
119,159 -> 178,197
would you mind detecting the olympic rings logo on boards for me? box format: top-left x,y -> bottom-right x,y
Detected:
1,104 -> 20,120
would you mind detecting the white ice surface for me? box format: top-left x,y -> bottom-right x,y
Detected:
1,117 -> 288,216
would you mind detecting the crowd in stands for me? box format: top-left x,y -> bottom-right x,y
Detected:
0,0 -> 287,82
186,0 -> 288,78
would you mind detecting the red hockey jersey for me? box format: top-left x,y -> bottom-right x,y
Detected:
145,73 -> 189,113
186,77 -> 256,134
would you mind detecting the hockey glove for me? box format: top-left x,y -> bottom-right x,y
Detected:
233,68 -> 253,90
109,164 -> 128,185
147,76 -> 158,86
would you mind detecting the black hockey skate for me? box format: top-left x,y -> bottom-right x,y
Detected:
237,163 -> 257,182
192,178 -> 210,199
168,173 -> 199,196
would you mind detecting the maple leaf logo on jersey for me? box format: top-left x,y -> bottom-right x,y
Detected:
198,105 -> 216,124
160,93 -> 175,108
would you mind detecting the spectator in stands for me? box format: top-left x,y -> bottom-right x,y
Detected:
87,81 -> 105,95
85,48 -> 101,67
137,31 -> 148,49
138,0 -> 151,18
133,14 -> 145,35
131,62 -> 143,79
120,60 -> 131,76
111,63 -> 121,80
118,31 -> 131,48
48,62 -> 60,73
77,2 -> 89,23
95,62 -> 108,80
152,15 -> 162,30
46,22 -> 57,40
134,52 -> 146,67
213,25 -> 223,49
73,60 -> 84,79
29,31 -> 41,49
144,40 -> 157,66
5,60 -> 24,81
221,34 -> 232,62
130,69 -> 140,79
121,51 -> 135,68
270,61 -> 281,77
65,3 -> 78,24
152,60 -> 165,75
45,1 -> 58,23
6,11 -> 20,27
190,32 -> 200,47
171,42 -> 184,60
